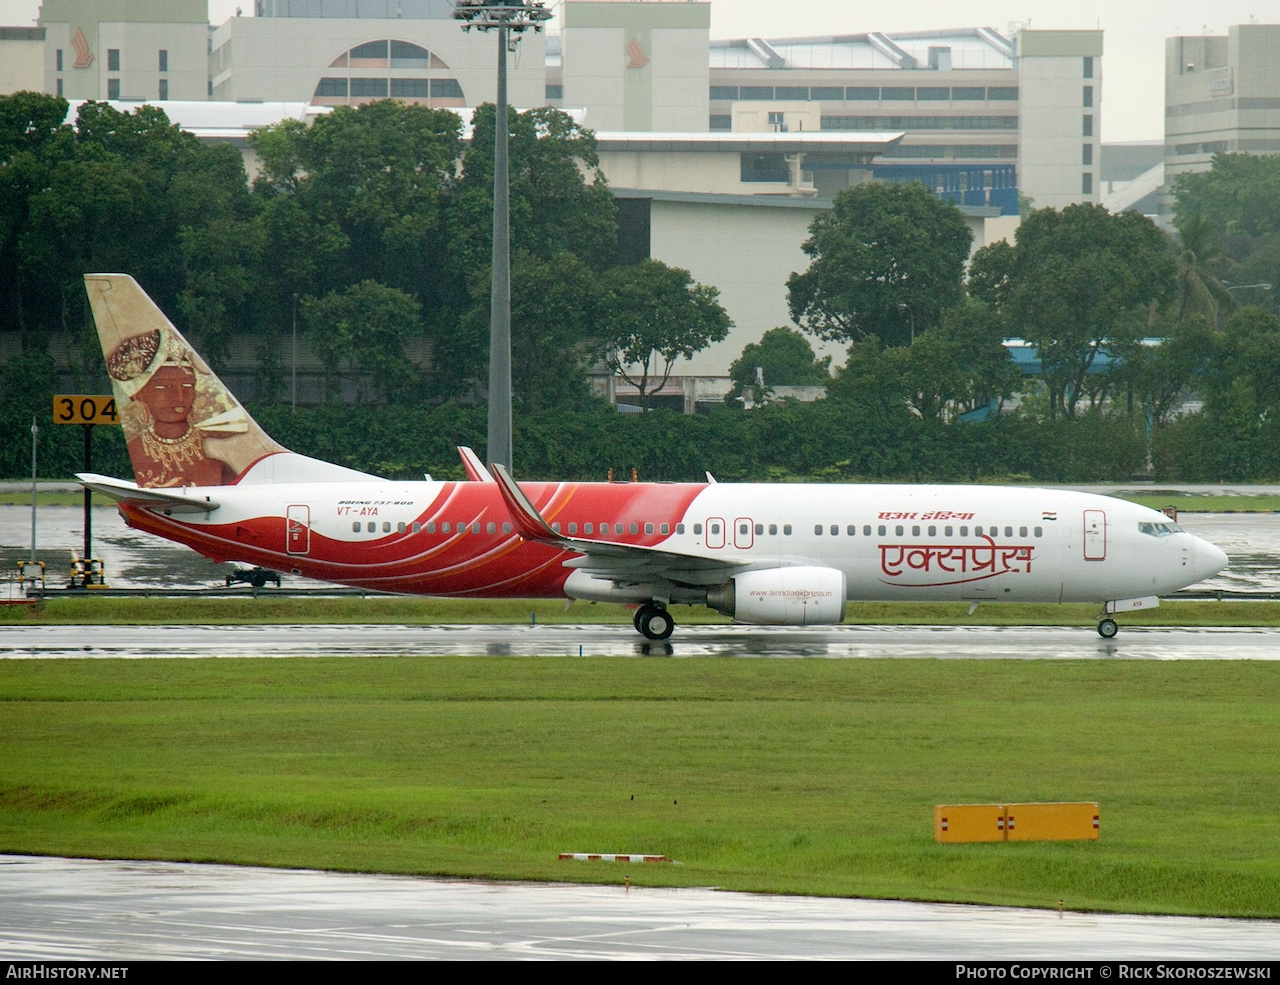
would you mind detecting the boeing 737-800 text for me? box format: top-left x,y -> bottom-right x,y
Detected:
77,274 -> 1229,640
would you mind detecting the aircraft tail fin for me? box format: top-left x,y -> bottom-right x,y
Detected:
86,273 -> 289,488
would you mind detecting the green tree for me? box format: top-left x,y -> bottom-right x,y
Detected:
1003,204 -> 1175,418
301,280 -> 423,404
456,249 -> 603,413
1172,212 -> 1237,326
602,259 -> 731,412
787,181 -> 972,347
1173,153 -> 1280,317
728,327 -> 831,403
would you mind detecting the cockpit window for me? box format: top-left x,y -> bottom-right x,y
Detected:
1138,521 -> 1179,537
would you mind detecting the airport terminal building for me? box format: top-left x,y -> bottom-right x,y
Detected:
12,0 -> 1110,408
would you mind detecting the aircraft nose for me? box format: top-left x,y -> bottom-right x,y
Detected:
1194,537 -> 1229,582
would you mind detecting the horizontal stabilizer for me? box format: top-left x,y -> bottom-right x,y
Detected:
76,473 -> 220,513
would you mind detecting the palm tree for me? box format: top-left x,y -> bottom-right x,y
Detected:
1173,213 -> 1238,327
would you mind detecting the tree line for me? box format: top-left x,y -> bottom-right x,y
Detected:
0,92 -> 728,416
4,87 -> 1280,482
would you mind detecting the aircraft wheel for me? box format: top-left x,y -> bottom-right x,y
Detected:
633,606 -> 646,632
639,605 -> 675,641
1097,618 -> 1119,639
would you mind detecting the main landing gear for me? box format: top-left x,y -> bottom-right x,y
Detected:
634,602 -> 675,641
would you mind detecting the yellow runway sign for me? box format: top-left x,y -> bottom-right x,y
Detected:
53,395 -> 119,426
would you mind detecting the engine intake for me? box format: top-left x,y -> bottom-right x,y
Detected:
706,566 -> 847,626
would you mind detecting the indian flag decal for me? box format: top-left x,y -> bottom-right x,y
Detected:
1042,511 -> 1058,521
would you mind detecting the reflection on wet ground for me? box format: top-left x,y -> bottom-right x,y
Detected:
0,506 -> 1277,594
4,623 -> 1280,660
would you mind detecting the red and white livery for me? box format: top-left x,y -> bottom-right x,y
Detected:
78,274 -> 1229,640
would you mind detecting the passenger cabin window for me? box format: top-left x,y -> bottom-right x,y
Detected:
629,523 -> 639,534
847,525 -> 856,536
755,523 -> 763,535
814,524 -> 823,535
895,525 -> 904,536
352,521 -> 360,532
863,525 -> 871,536
585,523 -> 593,534
768,524 -> 777,535
912,525 -> 920,536
646,523 -> 655,534
676,523 -> 684,534
694,523 -> 702,535
486,522 -> 496,534
1019,526 -> 1028,538
471,522 -> 480,534
442,522 -> 451,533
397,522 -> 406,533
551,523 -> 560,533
412,522 -> 421,533
878,525 -> 886,536
1005,526 -> 1013,538
568,523 -> 577,534
830,525 -> 838,536
960,526 -> 968,536
1035,527 -> 1043,537
783,524 -> 792,535
503,523 -> 512,534
661,523 -> 670,535
709,523 -> 720,535
367,522 -> 376,533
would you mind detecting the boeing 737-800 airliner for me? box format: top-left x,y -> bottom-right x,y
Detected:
77,274 -> 1229,640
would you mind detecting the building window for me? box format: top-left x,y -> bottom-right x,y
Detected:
350,77 -> 389,98
987,86 -> 1019,100
55,49 -> 62,71
158,79 -> 168,100
775,86 -> 808,100
545,83 -> 562,100
810,85 -> 843,101
159,49 -> 168,72
56,78 -> 63,96
881,86 -> 914,100
1082,172 -> 1093,194
739,85 -> 772,100
107,78 -> 120,100
430,78 -> 463,99
107,48 -> 119,71
315,77 -> 348,97
916,86 -> 949,101
741,152 -> 788,183
709,85 -> 737,100
1083,85 -> 1093,108
951,86 -> 985,100
846,86 -> 879,100
1082,143 -> 1093,165
1082,115 -> 1093,137
390,78 -> 429,98
1083,56 -> 1094,79
709,114 -> 731,130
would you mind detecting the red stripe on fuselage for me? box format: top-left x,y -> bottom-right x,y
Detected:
118,480 -> 706,597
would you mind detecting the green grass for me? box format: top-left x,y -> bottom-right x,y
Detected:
0,492 -> 113,507
1118,493 -> 1280,513
4,596 -> 1279,627
0,657 -> 1277,916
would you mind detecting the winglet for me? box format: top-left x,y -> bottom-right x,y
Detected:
490,463 -> 559,543
458,446 -> 495,482
706,471 -> 717,484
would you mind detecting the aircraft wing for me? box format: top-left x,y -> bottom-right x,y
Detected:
490,463 -> 739,584
76,472 -> 220,514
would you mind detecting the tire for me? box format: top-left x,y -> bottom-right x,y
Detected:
640,606 -> 675,641
1097,618 -> 1118,639
633,606 -> 646,632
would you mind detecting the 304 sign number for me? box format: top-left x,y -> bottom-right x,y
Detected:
53,395 -> 119,425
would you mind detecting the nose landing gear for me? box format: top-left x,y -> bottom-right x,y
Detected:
1097,617 -> 1118,639
634,602 -> 675,641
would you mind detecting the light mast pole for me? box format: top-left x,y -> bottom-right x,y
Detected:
453,1 -> 552,471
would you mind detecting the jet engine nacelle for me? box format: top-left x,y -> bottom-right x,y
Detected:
706,566 -> 847,626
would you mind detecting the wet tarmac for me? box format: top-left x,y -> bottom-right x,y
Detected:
3,622 -> 1280,660
1,855 -> 1275,960
2,504 -> 1278,594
